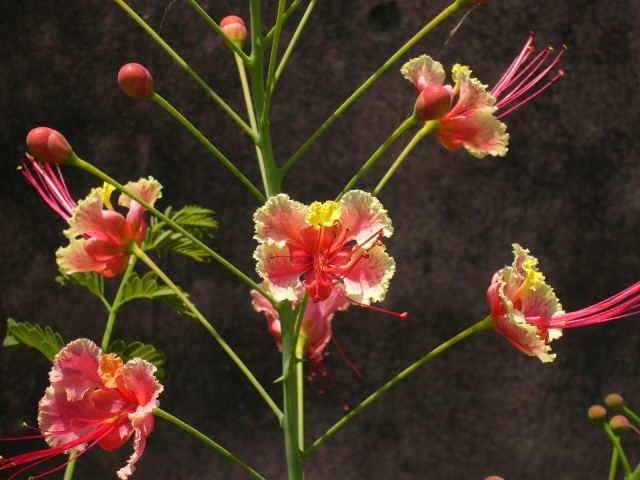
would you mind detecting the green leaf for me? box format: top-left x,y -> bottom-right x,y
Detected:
145,205 -> 218,262
117,271 -> 197,320
56,270 -> 104,297
106,340 -> 169,382
3,319 -> 65,362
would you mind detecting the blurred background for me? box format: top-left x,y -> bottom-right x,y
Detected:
1,0 -> 640,478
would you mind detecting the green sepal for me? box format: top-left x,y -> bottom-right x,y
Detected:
56,270 -> 105,298
144,205 -> 218,262
118,271 -> 197,320
3,318 -> 65,362
106,339 -> 169,382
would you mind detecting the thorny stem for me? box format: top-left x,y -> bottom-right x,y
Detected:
372,120 -> 438,197
149,92 -> 266,203
154,408 -> 266,480
113,0 -> 256,141
101,258 -> 138,351
281,0 -> 465,176
303,315 -> 494,459
336,115 -> 419,201
131,244 -> 283,422
70,155 -> 274,303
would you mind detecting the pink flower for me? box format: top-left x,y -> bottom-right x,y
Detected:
402,33 -> 565,158
21,155 -> 162,277
488,244 -> 640,362
251,282 -> 350,365
253,190 -> 407,318
0,339 -> 163,479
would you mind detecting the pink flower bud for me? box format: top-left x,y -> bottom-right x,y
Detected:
220,15 -> 247,49
610,415 -> 630,436
118,63 -> 155,99
414,84 -> 451,121
26,127 -> 73,164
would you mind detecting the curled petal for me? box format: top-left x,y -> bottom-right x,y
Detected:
57,239 -> 108,274
64,189 -> 108,239
119,177 -> 163,236
451,64 -> 495,113
122,358 -> 163,411
342,247 -> 396,304
48,339 -> 103,401
117,410 -> 155,480
401,55 -> 446,91
254,194 -> 309,246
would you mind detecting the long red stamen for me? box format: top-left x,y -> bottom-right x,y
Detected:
527,282 -> 640,328
20,154 -> 77,221
329,284 -> 408,320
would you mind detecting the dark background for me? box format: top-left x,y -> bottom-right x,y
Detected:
2,1 -> 640,479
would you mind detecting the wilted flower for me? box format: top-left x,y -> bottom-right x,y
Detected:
402,33 -> 565,158
253,190 -> 406,318
488,244 -> 640,362
0,339 -> 162,480
21,155 -> 162,277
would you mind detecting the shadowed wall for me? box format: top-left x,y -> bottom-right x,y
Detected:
1,1 -> 640,479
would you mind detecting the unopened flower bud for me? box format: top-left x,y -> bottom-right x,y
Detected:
610,415 -> 630,436
118,63 -> 155,99
485,477 -> 505,480
220,15 -> 247,49
26,127 -> 73,164
605,393 -> 624,411
414,84 -> 451,121
588,405 -> 607,424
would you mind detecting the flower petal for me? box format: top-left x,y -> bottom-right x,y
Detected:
119,177 -> 163,237
254,194 -> 309,246
342,247 -> 396,304
254,243 -> 307,301
48,338 -> 103,401
117,411 -> 155,480
64,189 -> 107,239
438,110 -> 509,158
57,239 -> 109,274
338,190 -> 393,243
451,64 -> 495,112
401,55 -> 446,91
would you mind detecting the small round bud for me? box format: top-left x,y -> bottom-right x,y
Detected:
220,15 -> 247,49
588,405 -> 607,424
414,84 -> 451,121
26,127 -> 73,164
118,63 -> 155,99
605,393 -> 624,411
485,477 -> 505,480
609,415 -> 630,436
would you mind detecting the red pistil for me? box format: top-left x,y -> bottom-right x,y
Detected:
492,32 -> 566,119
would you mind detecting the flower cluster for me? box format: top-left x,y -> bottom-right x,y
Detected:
0,339 -> 162,479
402,33 -> 565,158
21,155 -> 162,277
253,190 -> 406,318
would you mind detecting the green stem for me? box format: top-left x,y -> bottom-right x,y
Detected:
273,0 -> 318,88
149,92 -> 265,203
279,303 -> 305,479
154,408 -> 266,480
68,155 -> 273,302
336,115 -> 419,201
296,340 -> 305,451
62,452 -> 77,480
264,0 -> 304,41
601,422 -> 631,478
280,1 -> 464,175
303,315 -> 493,459
609,446 -> 619,480
264,0 -> 287,111
130,244 -> 283,421
249,0 -> 282,197
112,0 -> 256,140
234,52 -> 269,194
372,120 -> 438,197
622,406 -> 640,428
187,0 -> 252,65
101,258 -> 138,351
